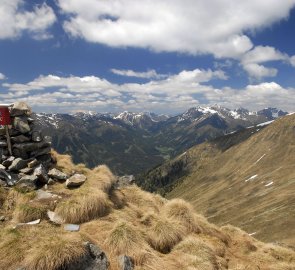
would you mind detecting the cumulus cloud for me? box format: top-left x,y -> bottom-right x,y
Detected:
241,46 -> 292,79
0,0 -> 56,39
110,69 -> 166,79
0,73 -> 6,80
2,70 -> 294,112
58,0 -> 295,58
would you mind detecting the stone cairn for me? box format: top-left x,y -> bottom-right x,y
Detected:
0,102 -> 70,191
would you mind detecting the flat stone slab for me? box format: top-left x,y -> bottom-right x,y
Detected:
66,174 -> 86,188
64,224 -> 80,232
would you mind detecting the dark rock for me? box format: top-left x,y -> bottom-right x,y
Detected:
37,154 -> 52,167
0,140 -> 7,147
17,175 -> 38,192
2,156 -> 15,168
59,242 -> 109,270
48,168 -> 67,181
66,174 -> 86,188
30,146 -> 51,158
12,148 -> 29,160
8,158 -> 28,171
13,141 -> 50,153
5,173 -> 20,186
118,255 -> 134,270
11,135 -> 30,143
0,216 -> 5,221
28,159 -> 39,168
10,102 -> 32,117
48,178 -> 55,185
13,116 -> 31,134
31,130 -> 43,142
116,175 -> 135,188
33,164 -> 48,183
19,167 -> 34,174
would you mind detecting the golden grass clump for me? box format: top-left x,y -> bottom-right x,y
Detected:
89,165 -> 117,193
55,190 -> 111,223
122,185 -> 161,212
105,220 -> 148,258
24,234 -> 86,270
164,198 -> 202,233
147,216 -> 185,253
13,201 -> 48,223
109,189 -> 126,209
173,236 -> 219,270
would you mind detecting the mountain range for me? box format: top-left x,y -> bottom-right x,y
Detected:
34,106 -> 288,175
137,113 -> 295,245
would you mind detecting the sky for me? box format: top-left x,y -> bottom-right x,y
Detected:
0,0 -> 295,114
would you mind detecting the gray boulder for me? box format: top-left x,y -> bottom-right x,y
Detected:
48,168 -> 67,181
33,164 -> 48,183
66,174 -> 86,188
11,135 -> 30,143
31,130 -> 43,142
13,116 -> 31,134
66,242 -> 109,270
10,102 -> 32,117
17,175 -> 38,192
118,255 -> 134,270
8,158 -> 28,171
2,156 -> 15,168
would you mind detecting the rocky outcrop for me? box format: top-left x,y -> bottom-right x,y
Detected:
0,102 -> 54,190
66,174 -> 87,188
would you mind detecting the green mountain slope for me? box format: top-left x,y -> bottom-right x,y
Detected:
139,114 -> 295,245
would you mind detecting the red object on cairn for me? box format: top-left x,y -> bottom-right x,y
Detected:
0,107 -> 11,125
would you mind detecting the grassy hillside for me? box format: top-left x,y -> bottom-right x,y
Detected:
0,152 -> 294,269
160,114 -> 295,245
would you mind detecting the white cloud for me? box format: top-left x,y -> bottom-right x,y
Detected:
241,46 -> 291,79
242,63 -> 278,80
110,69 -> 166,79
58,0 -> 295,58
0,0 -> 56,39
290,55 -> 295,67
2,71 -> 294,113
0,73 -> 6,80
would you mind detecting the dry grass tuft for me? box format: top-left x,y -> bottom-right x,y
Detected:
55,190 -> 111,223
105,220 -> 147,257
122,185 -> 161,212
109,189 -> 126,209
13,201 -> 48,223
173,236 -> 219,269
164,198 -> 202,233
147,216 -> 185,253
24,234 -> 86,270
89,165 -> 117,193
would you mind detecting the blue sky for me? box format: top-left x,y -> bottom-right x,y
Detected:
0,0 -> 295,113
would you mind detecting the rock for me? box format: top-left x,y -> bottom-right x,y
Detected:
0,216 -> 5,222
13,116 -> 31,134
10,102 -> 32,117
12,148 -> 29,160
0,140 -> 7,147
65,174 -> 86,188
116,175 -> 135,188
8,158 -> 28,171
33,164 -> 48,183
19,167 -> 34,174
0,164 -> 5,170
2,156 -> 15,168
64,224 -> 80,232
118,255 -> 134,270
48,178 -> 55,185
30,146 -> 51,157
28,159 -> 38,168
31,130 -> 43,142
48,168 -> 67,181
11,135 -> 31,143
36,154 -> 52,167
13,141 -> 50,153
47,210 -> 64,224
13,219 -> 41,229
17,175 -> 38,192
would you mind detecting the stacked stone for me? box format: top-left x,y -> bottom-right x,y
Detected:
0,102 -> 54,190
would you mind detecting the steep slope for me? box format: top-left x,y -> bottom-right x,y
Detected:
0,152 -> 294,270
139,114 -> 295,245
33,106 -> 286,175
